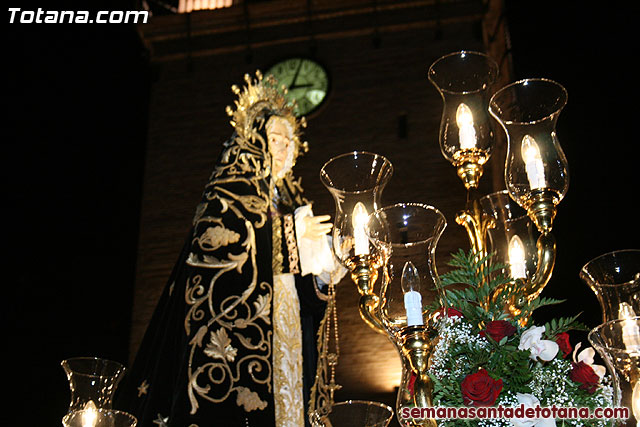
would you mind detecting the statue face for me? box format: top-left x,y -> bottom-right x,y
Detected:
267,117 -> 293,179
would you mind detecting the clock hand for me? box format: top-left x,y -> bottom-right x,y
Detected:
290,59 -> 303,88
289,83 -> 314,90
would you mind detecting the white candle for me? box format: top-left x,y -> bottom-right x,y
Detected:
352,202 -> 369,256
521,135 -> 546,190
402,261 -> 423,327
456,103 -> 477,150
508,235 -> 527,280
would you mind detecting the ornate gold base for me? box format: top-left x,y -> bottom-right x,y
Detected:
522,190 -> 558,234
452,149 -> 489,191
397,326 -> 438,427
456,161 -> 483,190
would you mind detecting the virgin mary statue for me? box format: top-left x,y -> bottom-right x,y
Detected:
117,71 -> 345,427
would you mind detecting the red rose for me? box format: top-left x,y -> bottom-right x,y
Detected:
570,361 -> 600,394
555,332 -> 572,358
437,307 -> 464,318
461,368 -> 503,407
480,320 -> 517,343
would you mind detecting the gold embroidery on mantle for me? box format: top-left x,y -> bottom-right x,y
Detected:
185,200 -> 273,415
236,386 -> 268,412
196,225 -> 241,251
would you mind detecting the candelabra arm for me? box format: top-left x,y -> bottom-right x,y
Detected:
456,200 -> 496,312
358,294 -> 387,335
523,231 -> 556,302
455,200 -> 495,259
349,255 -> 387,335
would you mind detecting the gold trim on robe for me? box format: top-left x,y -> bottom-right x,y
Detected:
272,274 -> 304,427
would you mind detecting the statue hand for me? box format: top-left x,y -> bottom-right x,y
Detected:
301,215 -> 332,240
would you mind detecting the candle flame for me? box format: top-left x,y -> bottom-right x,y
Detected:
521,135 -> 546,190
401,261 -> 421,293
81,407 -> 98,427
508,235 -> 527,280
456,103 -> 474,127
456,103 -> 477,150
78,401 -> 98,427
352,202 -> 369,256
352,202 -> 368,228
521,135 -> 542,163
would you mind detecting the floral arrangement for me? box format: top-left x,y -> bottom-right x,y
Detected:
424,250 -> 615,426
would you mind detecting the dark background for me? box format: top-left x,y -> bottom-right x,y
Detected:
6,1 -> 638,425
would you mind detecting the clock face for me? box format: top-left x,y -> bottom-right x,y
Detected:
265,57 -> 330,117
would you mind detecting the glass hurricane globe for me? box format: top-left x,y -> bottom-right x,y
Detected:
366,203 -> 447,335
320,151 -> 393,268
489,78 -> 569,233
61,357 -> 126,413
580,249 -> 640,324
428,50 -> 499,189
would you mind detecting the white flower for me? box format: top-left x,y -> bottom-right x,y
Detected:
518,326 -> 559,361
510,393 -> 556,427
572,343 -> 606,379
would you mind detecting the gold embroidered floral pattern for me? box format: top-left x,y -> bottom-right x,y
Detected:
204,328 -> 238,362
197,226 -> 241,251
236,386 -> 268,412
184,191 -> 274,415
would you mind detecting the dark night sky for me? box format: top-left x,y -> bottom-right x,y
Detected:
5,1 -> 639,425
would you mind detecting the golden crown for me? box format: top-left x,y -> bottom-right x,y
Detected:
225,70 -> 308,155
